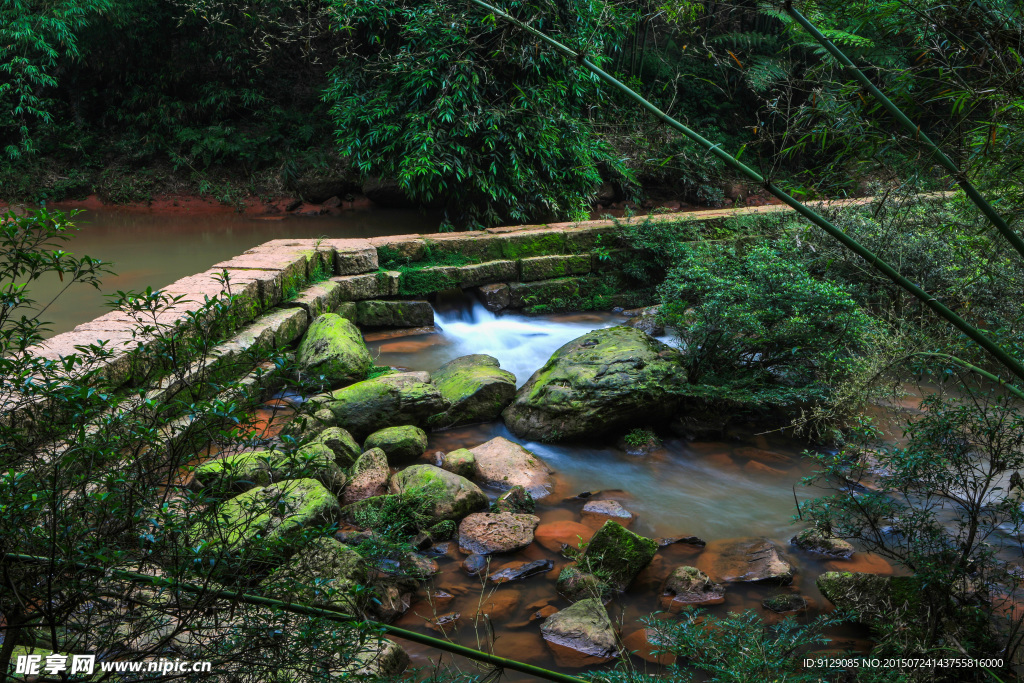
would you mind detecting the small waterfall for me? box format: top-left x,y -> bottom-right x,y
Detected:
433,301 -> 617,387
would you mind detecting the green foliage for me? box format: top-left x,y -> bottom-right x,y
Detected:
623,427 -> 659,448
661,240 -> 874,406
324,0 -> 633,227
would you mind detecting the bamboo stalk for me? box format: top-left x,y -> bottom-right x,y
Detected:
783,1 -> 1024,263
0,553 -> 590,683
464,0 -> 1024,385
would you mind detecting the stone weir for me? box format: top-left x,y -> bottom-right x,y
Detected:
24,195 -> 900,399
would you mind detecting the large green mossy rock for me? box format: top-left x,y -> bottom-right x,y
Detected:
191,444 -> 346,495
314,426 -> 362,467
502,326 -> 687,441
364,425 -> 429,464
190,478 -> 341,567
311,371 -> 447,440
816,571 -> 923,627
388,464 -> 488,522
295,313 -> 372,386
428,354 -> 516,428
259,537 -> 367,613
581,519 -> 658,591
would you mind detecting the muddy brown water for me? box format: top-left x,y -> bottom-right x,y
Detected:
27,206 -> 441,336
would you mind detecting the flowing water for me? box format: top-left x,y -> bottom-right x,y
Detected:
354,301 -> 881,678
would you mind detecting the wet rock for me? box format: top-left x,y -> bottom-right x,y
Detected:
791,528 -> 855,560
389,464 -> 489,522
494,485 -> 535,514
368,576 -> 418,622
428,589 -> 455,609
437,448 -> 475,478
556,565 -> 611,602
662,566 -> 725,606
472,590 -> 521,621
502,327 -> 687,441
580,520 -> 658,591
191,444 -> 346,495
581,500 -> 634,526
468,436 -> 554,499
314,426 -> 362,467
342,448 -> 390,506
281,408 -> 337,443
816,571 -> 922,627
402,552 -> 439,578
478,283 -> 510,312
625,307 -> 664,336
295,313 -> 372,386
656,535 -> 707,548
462,553 -> 488,576
311,371 -> 448,440
532,605 -> 559,622
341,638 -> 410,677
489,559 -> 554,583
356,300 -> 433,328
540,599 -> 619,659
427,612 -> 462,633
188,478 -> 341,568
698,538 -> 794,585
534,521 -> 595,553
428,354 -> 517,428
762,593 -> 809,613
259,537 -> 367,612
622,629 -> 675,666
458,512 -> 540,555
744,460 -> 787,477
364,425 -> 429,464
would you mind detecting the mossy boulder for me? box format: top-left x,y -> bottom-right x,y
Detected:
427,354 -> 517,428
295,313 -> 372,386
281,407 -> 337,443
314,426 -> 362,467
791,528 -> 855,560
502,326 -> 687,441
190,478 -> 341,567
816,571 -> 922,627
258,537 -> 368,613
494,485 -> 535,514
438,448 -> 476,478
191,444 -> 346,495
662,566 -> 725,606
388,464 -> 488,522
468,436 -> 554,499
581,519 -> 658,591
540,598 -> 619,659
556,565 -> 612,603
311,371 -> 447,440
762,593 -> 808,613
342,448 -> 390,506
364,425 -> 429,464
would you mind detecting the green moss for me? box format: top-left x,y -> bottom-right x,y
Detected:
581,519 -> 658,591
500,232 -> 566,259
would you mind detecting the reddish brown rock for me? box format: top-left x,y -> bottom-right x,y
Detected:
458,512 -> 540,555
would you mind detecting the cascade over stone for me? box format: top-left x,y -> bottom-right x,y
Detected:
428,354 -> 517,428
468,436 -> 554,499
363,425 -> 429,464
295,313 -> 372,385
502,326 -> 687,441
580,519 -> 658,591
389,464 -> 488,522
311,371 -> 447,440
540,598 -> 619,659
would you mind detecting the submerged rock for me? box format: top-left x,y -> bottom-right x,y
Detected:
295,313 -> 372,386
580,520 -> 658,591
791,528 -> 855,560
468,436 -> 554,498
762,593 -> 809,613
489,559 -> 554,583
388,464 -> 488,522
428,354 -> 517,428
364,425 -> 429,464
662,566 -> 725,606
698,538 -> 794,585
540,599 -> 619,659
502,326 -> 687,441
311,371 -> 447,440
458,512 -> 540,555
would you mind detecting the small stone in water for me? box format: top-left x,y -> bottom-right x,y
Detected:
489,559 -> 554,583
762,594 -> 809,613
656,535 -> 707,547
462,553 -> 488,576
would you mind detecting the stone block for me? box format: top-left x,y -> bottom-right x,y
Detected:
332,272 -> 399,300
519,254 -> 591,281
281,280 -> 342,319
508,278 -> 587,309
478,284 -> 510,312
356,300 -> 434,328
